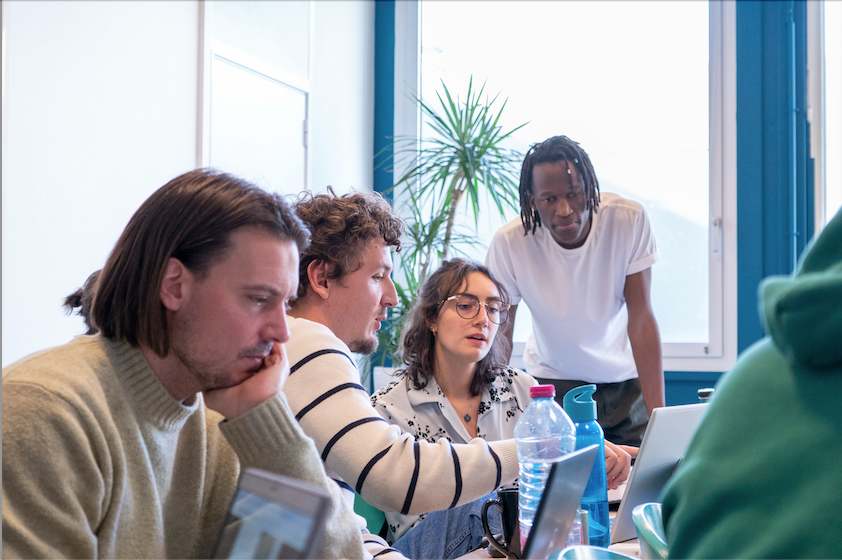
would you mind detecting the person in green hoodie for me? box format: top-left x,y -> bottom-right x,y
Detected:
661,208 -> 842,558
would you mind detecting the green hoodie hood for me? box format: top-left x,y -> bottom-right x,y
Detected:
760,209 -> 842,370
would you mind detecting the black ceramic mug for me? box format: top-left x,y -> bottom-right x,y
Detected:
481,488 -> 521,559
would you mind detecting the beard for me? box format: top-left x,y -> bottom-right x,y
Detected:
348,335 -> 378,355
168,313 -> 250,393
170,337 -> 232,392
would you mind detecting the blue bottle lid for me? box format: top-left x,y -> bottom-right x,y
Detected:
562,384 -> 597,422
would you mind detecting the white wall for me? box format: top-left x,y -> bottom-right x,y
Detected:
2,1 -> 200,366
309,1 -> 374,193
1,1 -> 374,366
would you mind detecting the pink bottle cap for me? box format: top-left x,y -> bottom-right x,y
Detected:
530,384 -> 556,398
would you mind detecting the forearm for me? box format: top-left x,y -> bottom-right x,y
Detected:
219,395 -> 366,559
287,359 -> 517,513
303,398 -> 518,514
220,394 -> 330,476
629,318 -> 664,413
501,304 -> 518,364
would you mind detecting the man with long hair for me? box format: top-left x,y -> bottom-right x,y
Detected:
2,170 -> 365,558
487,135 -> 664,446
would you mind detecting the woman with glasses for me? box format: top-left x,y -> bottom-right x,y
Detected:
372,259 -> 630,559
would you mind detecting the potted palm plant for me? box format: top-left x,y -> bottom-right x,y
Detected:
369,77 -> 526,381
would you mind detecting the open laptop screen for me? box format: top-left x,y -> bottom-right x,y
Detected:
610,403 -> 707,543
214,468 -> 330,559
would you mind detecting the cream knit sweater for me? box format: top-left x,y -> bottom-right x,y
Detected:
2,335 -> 365,559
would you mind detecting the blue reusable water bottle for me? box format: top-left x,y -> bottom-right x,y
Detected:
563,384 -> 610,547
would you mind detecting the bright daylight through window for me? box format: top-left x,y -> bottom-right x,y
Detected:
419,1 -> 721,361
822,1 -> 841,225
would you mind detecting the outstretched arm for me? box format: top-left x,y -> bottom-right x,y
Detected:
284,349 -> 518,515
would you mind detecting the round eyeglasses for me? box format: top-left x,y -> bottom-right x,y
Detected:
439,294 -> 510,325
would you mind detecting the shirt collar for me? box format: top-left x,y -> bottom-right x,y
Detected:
405,369 -> 518,407
406,375 -> 447,408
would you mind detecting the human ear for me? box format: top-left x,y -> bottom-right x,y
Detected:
159,258 -> 192,311
306,259 -> 330,301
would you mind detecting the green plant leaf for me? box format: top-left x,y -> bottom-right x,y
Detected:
372,75 -> 527,373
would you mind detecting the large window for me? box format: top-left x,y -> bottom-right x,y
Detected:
398,1 -> 736,370
811,0 -> 842,226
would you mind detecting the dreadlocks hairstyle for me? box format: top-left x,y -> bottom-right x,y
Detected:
518,135 -> 601,235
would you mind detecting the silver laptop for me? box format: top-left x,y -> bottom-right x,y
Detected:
522,445 -> 599,559
610,403 -> 707,543
214,468 -> 330,559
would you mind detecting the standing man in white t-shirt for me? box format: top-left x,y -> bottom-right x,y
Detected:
486,135 -> 664,446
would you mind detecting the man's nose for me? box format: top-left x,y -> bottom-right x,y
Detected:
556,197 -> 573,218
383,275 -> 398,307
263,313 -> 290,344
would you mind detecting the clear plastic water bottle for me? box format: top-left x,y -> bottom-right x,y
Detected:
563,384 -> 610,547
565,509 -> 583,546
513,384 -> 576,549
565,508 -> 589,546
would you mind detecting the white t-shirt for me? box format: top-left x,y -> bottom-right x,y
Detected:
486,193 -> 657,384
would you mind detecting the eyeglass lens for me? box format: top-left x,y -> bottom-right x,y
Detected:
452,295 -> 508,324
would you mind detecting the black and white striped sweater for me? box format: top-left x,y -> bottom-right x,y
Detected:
283,317 -> 519,555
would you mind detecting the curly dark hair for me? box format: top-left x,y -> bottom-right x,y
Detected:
398,258 -> 511,397
518,135 -> 601,235
293,189 -> 403,299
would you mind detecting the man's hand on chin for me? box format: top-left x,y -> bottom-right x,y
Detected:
203,342 -> 289,419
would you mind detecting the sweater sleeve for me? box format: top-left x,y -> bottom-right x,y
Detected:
219,394 -> 367,560
2,382 -> 104,559
284,349 -> 519,515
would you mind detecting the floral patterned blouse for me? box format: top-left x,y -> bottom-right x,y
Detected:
371,366 -> 537,542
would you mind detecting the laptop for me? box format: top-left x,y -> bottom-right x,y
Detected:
610,403 -> 708,544
521,444 -> 599,560
213,468 -> 331,559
